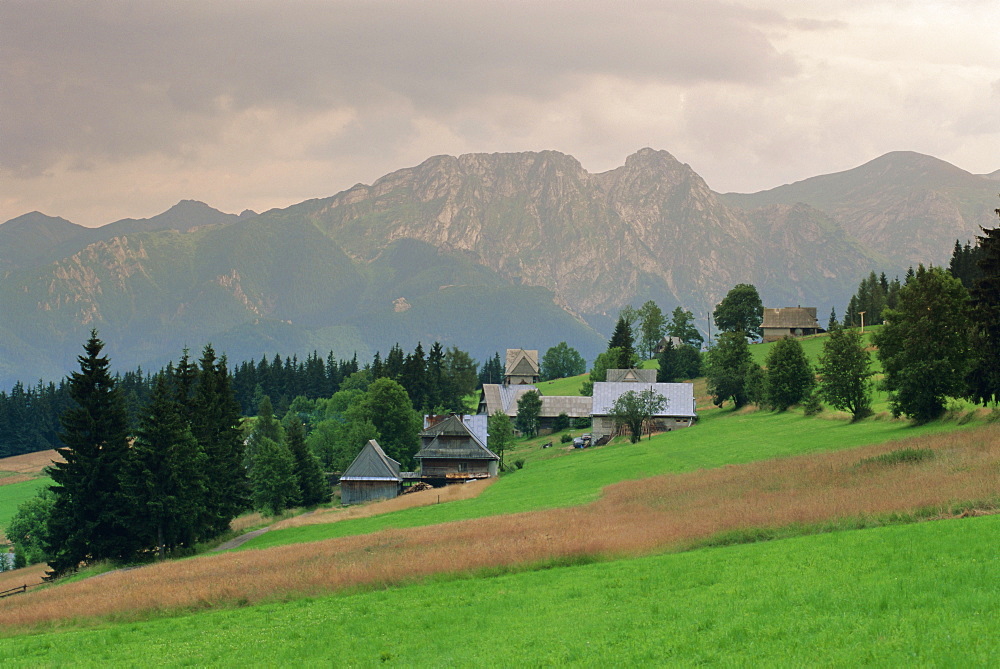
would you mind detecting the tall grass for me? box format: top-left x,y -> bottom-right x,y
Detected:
2,424 -> 998,631
241,408 -> 972,549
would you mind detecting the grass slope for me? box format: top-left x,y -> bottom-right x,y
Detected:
4,515 -> 999,665
242,408 -> 969,550
0,478 -> 50,532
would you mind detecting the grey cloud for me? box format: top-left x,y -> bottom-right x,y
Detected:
1,0 -> 797,174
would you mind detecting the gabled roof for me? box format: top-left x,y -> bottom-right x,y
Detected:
591,382 -> 697,418
417,414 -> 499,461
505,349 -> 539,376
479,383 -> 538,416
540,395 -> 593,418
340,440 -> 402,481
606,368 -> 657,383
762,307 -> 820,329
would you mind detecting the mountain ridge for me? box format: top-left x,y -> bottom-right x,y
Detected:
1,148 -> 996,388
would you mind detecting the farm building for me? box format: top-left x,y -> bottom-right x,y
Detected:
339,439 -> 403,505
653,336 -> 684,355
416,414 -> 500,482
505,348 -> 540,385
761,307 -> 825,342
478,383 -> 592,434
590,381 -> 697,440
606,368 -> 657,383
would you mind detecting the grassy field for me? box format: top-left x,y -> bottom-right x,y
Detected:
0,478 -> 51,533
239,407 -> 974,550
3,514 -> 999,665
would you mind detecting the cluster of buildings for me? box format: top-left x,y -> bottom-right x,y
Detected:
340,348 -> 697,505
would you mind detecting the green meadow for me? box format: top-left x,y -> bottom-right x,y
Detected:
0,478 -> 50,532
4,515 -> 999,665
240,407 -> 969,550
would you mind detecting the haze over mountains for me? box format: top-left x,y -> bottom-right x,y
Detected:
1,149 -> 996,388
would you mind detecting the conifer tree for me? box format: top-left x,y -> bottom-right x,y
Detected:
123,374 -> 208,559
283,413 -> 330,506
191,346 -> 249,537
608,315 -> 636,366
45,331 -> 135,575
967,216 -> 1000,406
249,436 -> 300,515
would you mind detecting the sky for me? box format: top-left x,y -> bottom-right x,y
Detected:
3,0 -> 999,227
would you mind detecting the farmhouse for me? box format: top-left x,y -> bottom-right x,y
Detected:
416,414 -> 499,482
339,439 -> 403,505
653,336 -> 684,355
590,380 -> 697,440
761,307 -> 825,342
505,348 -> 540,385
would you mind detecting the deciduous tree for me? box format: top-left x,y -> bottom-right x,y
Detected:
541,342 -> 586,381
667,307 -> 704,348
713,284 -> 764,339
609,388 -> 668,443
705,331 -> 756,408
817,327 -> 873,420
763,337 -> 814,411
487,410 -> 514,470
638,300 -> 667,360
515,390 -> 542,437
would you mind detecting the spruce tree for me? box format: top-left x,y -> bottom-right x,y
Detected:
608,316 -> 636,366
967,218 -> 1000,406
191,346 -> 250,538
283,413 -> 330,506
123,374 -> 208,559
45,331 -> 135,575
249,436 -> 300,516
656,339 -> 679,383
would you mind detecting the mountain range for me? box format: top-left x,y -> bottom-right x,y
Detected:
1,149 -> 996,388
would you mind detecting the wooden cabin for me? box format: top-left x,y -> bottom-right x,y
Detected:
339,439 -> 402,505
761,307 -> 825,342
416,414 -> 499,482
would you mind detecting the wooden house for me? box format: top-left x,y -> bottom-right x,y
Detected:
478,383 -> 592,434
590,381 -> 697,440
653,336 -> 684,354
505,348 -> 539,385
339,439 -> 403,505
416,414 -> 499,482
761,307 -> 825,342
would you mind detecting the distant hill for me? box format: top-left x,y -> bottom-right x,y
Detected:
0,148 -> 996,388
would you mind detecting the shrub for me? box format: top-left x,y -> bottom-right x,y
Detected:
513,459 -> 526,470
572,417 -> 592,429
552,412 -> 570,432
560,433 -> 573,444
858,448 -> 934,468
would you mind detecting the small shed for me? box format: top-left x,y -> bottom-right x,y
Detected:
339,439 -> 402,505
761,307 -> 825,342
417,414 -> 499,481
590,382 -> 697,440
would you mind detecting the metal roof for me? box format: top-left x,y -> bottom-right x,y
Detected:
606,368 -> 657,383
505,348 -> 539,375
340,439 -> 402,482
591,382 -> 697,418
539,395 -> 592,418
479,383 -> 538,416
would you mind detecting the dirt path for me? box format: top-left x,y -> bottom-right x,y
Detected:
212,527 -> 270,551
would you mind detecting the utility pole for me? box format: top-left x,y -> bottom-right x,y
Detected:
859,311 -> 866,333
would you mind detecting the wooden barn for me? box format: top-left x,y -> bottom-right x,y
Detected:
761,307 -> 825,342
339,439 -> 403,505
416,414 -> 499,482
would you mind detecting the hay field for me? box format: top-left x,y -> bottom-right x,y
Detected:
3,423 -> 998,631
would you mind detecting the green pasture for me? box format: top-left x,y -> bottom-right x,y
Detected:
241,407 -> 971,550
0,478 -> 50,532
5,514 -> 999,665
749,326 -> 882,371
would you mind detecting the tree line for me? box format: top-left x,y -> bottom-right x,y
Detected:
704,216 -> 1000,422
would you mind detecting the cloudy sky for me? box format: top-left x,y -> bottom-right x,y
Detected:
3,0 -> 999,227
